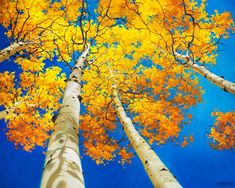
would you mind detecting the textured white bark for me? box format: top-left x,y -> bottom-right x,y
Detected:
175,52 -> 235,95
112,86 -> 182,188
0,41 -> 36,62
40,45 -> 90,188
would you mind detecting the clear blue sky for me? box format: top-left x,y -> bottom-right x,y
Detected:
0,1 -> 235,188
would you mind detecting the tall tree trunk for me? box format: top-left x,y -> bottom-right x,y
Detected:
112,85 -> 182,188
0,41 -> 36,62
175,52 -> 235,95
40,45 -> 90,188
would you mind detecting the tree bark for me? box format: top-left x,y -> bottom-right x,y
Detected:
0,41 -> 36,62
175,52 -> 235,95
112,85 -> 182,188
40,45 -> 90,188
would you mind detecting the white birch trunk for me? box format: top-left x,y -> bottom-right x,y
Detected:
174,52 -> 235,95
112,86 -> 182,188
0,41 -> 35,62
40,45 -> 90,188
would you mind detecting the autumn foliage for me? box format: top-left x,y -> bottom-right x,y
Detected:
0,0 -> 234,166
0,0 -> 235,187
209,111 -> 235,150
0,60 -> 65,151
79,41 -> 202,164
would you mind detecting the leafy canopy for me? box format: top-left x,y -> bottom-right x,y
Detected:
0,0 -> 234,159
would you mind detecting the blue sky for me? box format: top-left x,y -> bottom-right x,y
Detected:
0,1 -> 235,188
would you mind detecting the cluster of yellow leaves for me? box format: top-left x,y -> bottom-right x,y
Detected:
50,0 -> 82,21
97,0 -> 138,28
209,111 -> 235,150
1,62 -> 65,151
0,71 -> 18,107
127,66 -> 201,144
81,113 -> 128,164
6,109 -> 53,151
16,57 -> 44,72
0,0 -> 46,28
0,0 -> 50,40
211,11 -> 234,37
0,0 -> 86,62
20,64 -> 66,102
97,0 -> 234,65
130,98 -> 182,144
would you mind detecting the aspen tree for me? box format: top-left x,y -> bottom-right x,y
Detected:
108,65 -> 182,188
40,45 -> 90,188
